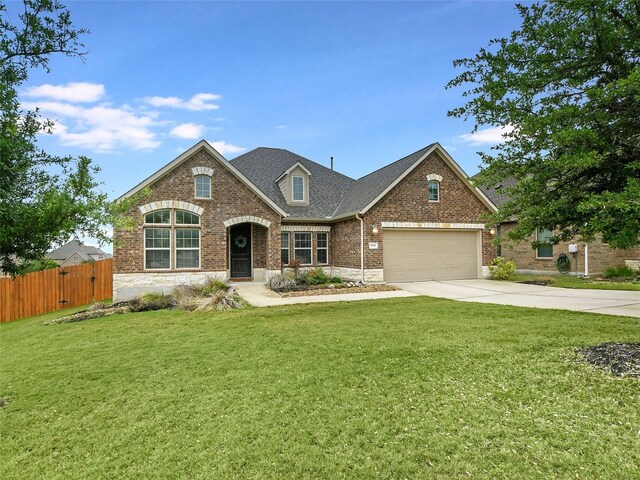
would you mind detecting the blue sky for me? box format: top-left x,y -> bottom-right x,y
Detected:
15,1 -> 524,247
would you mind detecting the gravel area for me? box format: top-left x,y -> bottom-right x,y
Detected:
576,342 -> 640,377
280,284 -> 399,297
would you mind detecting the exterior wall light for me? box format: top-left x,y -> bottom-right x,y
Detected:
489,228 -> 496,235
371,224 -> 379,234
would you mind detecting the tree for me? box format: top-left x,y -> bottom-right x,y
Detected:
447,0 -> 640,249
0,0 -> 114,276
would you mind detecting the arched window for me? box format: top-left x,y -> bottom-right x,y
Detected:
195,175 -> 211,199
143,209 -> 200,270
428,180 -> 440,202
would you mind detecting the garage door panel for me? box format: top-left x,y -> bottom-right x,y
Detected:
383,230 -> 479,282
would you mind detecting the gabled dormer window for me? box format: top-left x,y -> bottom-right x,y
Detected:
275,161 -> 311,206
292,176 -> 305,202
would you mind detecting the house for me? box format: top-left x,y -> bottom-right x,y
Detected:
113,141 -> 497,301
47,240 -> 112,267
479,181 -> 640,276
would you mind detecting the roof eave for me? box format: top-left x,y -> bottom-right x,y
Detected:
359,143 -> 498,215
117,140 -> 289,218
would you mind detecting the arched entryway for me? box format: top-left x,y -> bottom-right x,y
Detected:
223,216 -> 271,281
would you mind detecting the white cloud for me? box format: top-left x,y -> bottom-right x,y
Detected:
170,123 -> 205,139
207,140 -> 246,156
458,125 -> 515,145
145,93 -> 221,111
276,124 -> 287,129
23,82 -> 105,103
26,101 -> 160,151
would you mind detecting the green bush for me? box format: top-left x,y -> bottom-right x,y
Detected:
489,257 -> 517,280
603,265 -> 636,279
304,268 -> 329,285
329,276 -> 342,284
130,292 -> 174,312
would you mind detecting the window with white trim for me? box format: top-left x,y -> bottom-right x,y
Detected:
195,175 -> 211,199
428,180 -> 440,202
292,176 -> 304,202
143,209 -> 201,270
281,232 -> 290,265
316,232 -> 328,264
536,229 -> 553,258
176,229 -> 200,269
145,228 -> 170,269
294,232 -> 312,264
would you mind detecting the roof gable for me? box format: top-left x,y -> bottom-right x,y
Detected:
117,141 -> 288,217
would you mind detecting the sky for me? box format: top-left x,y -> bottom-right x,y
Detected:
11,0 -> 525,249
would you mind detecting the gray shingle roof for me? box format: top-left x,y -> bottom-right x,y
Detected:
333,144 -> 435,216
231,148 -> 355,219
231,144 -> 440,220
46,240 -> 111,261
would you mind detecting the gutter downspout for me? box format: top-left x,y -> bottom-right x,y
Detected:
356,214 -> 364,282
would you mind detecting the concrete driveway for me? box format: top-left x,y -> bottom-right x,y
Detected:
391,279 -> 640,318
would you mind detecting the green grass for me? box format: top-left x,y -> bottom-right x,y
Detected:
512,273 -> 640,291
1,298 -> 639,479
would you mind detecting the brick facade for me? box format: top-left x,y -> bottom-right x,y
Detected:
500,222 -> 640,275
113,147 -> 282,277
361,151 -> 495,269
114,144 -> 499,296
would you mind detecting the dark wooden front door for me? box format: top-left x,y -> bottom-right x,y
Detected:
230,224 -> 252,278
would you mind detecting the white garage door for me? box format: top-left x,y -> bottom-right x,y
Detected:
383,229 -> 480,282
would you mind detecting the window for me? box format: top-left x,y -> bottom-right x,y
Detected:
281,232 -> 290,265
294,232 -> 312,264
536,229 -> 553,258
176,229 -> 200,269
428,180 -> 440,202
195,175 -> 211,199
316,232 -> 328,264
143,208 -> 201,270
292,176 -> 304,202
145,228 -> 170,269
144,209 -> 170,224
176,210 -> 200,225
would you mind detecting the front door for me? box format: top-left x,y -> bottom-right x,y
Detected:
230,223 -> 252,278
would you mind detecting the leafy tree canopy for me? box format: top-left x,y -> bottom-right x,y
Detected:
447,0 -> 640,249
0,0 -> 134,276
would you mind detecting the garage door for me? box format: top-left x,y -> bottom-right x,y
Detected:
383,229 -> 480,282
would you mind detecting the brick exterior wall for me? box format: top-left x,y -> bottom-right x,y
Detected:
251,224 -> 267,269
113,147 -> 282,276
332,218 -> 361,269
500,222 -> 640,275
362,151 -> 495,269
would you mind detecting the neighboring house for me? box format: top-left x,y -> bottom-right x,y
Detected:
47,240 -> 112,267
478,181 -> 640,276
113,141 -> 497,301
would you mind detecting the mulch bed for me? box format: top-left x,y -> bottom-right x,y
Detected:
576,342 -> 640,377
279,284 -> 399,298
519,280 -> 552,286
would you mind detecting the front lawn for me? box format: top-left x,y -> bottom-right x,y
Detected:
1,298 -> 638,478
512,273 -> 640,291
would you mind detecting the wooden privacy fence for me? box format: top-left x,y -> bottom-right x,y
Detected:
0,259 -> 113,323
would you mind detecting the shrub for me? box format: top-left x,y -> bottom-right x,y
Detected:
603,265 -> 636,279
489,257 -> 517,280
130,292 -> 174,312
304,268 -> 329,285
172,279 -> 246,311
329,276 -> 342,284
267,273 -> 297,291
